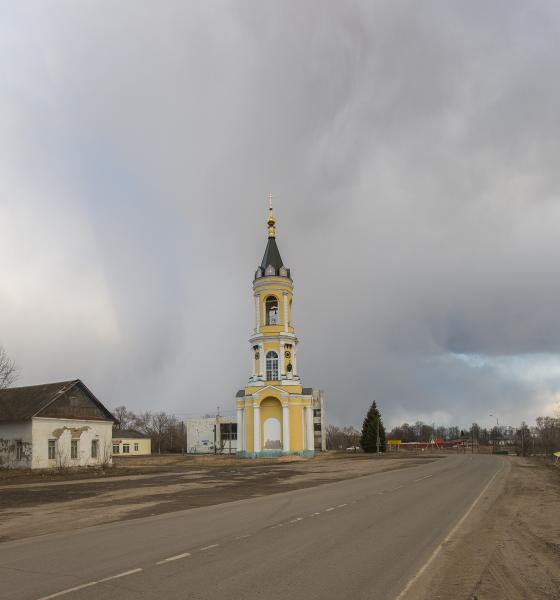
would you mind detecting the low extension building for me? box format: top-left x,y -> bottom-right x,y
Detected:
112,429 -> 151,455
186,417 -> 237,454
310,389 -> 326,452
0,380 -> 114,469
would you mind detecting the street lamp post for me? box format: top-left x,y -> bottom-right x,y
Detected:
489,414 -> 499,453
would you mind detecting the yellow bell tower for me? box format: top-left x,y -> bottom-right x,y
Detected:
235,194 -> 315,457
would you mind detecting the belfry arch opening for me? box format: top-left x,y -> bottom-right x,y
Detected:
265,295 -> 279,325
266,351 -> 279,380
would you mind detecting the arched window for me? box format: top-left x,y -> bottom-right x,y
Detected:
265,296 -> 279,325
266,351 -> 279,380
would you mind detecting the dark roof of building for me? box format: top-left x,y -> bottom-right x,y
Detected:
0,380 -> 114,423
236,389 -> 245,398
260,237 -> 284,272
112,428 -> 149,439
302,387 -> 313,395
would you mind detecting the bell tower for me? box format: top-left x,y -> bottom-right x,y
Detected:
235,194 -> 315,457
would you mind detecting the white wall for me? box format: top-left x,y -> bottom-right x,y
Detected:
186,418 -> 216,454
0,422 -> 33,468
186,418 -> 237,454
31,418 -> 113,469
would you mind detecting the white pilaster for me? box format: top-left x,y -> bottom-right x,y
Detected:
255,295 -> 260,332
305,406 -> 314,451
253,405 -> 261,453
259,344 -> 264,379
280,342 -> 285,377
237,408 -> 244,452
282,404 -> 290,452
283,292 -> 288,331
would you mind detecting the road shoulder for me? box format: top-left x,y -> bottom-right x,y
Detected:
402,456 -> 560,600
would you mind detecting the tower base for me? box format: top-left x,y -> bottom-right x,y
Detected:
236,450 -> 314,459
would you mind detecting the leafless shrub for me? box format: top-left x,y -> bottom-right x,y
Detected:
0,346 -> 19,389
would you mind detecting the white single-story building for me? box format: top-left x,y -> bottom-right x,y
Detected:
186,417 -> 237,454
0,380 -> 115,469
112,428 -> 151,455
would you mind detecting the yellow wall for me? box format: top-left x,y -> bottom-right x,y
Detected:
239,393 -> 311,454
238,269 -> 310,454
255,277 -> 295,334
290,405 -> 304,451
244,384 -> 303,396
112,437 -> 151,455
245,405 -> 254,452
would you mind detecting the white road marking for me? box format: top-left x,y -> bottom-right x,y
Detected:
414,475 -> 433,482
337,503 -> 348,508
37,568 -> 143,600
310,512 -> 321,516
394,465 -> 503,600
270,523 -> 284,529
156,553 -> 191,564
200,544 -> 219,551
235,534 -> 251,539
326,507 -> 335,512
290,517 -> 304,523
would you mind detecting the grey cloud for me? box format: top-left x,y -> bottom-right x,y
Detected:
1,1 -> 559,429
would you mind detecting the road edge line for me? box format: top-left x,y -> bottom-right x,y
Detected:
36,568 -> 143,600
394,461 -> 504,600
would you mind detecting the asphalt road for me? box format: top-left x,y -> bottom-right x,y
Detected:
0,454 -> 503,600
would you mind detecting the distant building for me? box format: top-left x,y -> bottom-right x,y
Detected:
0,380 -> 114,469
311,389 -> 326,452
112,429 -> 151,455
186,417 -> 237,454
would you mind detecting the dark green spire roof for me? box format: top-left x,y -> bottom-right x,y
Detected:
260,237 -> 284,271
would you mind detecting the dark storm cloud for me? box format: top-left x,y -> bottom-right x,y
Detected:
1,1 -> 560,428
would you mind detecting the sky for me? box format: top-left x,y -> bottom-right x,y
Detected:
1,1 -> 560,430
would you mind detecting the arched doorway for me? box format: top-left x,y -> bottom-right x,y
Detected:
260,397 -> 283,450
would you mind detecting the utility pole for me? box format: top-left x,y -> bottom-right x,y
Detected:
489,414 -> 499,454
215,406 -> 220,455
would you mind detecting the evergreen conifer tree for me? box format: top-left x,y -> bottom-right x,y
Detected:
360,401 -> 386,453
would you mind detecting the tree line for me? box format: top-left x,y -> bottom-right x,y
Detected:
112,406 -> 189,454
329,399 -> 560,458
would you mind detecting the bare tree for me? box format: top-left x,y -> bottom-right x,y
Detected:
326,425 -> 361,450
151,412 -> 169,454
112,406 -> 135,430
0,346 -> 19,389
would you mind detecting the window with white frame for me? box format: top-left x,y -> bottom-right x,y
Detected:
16,440 -> 23,460
48,439 -> 56,460
71,440 -> 78,459
266,351 -> 279,380
134,443 -> 139,452
123,444 -> 130,454
91,439 -> 98,458
113,444 -> 120,454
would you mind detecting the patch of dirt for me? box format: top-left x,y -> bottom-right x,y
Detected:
0,453 -> 439,542
405,457 -> 560,600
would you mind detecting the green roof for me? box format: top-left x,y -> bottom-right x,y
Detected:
260,237 -> 284,272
